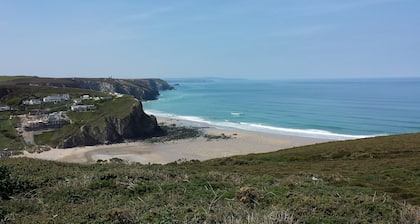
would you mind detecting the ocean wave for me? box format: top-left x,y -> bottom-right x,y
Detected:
145,110 -> 378,140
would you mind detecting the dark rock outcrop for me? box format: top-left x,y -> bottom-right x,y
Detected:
60,100 -> 163,148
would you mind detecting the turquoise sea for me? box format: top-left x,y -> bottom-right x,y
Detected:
143,78 -> 420,140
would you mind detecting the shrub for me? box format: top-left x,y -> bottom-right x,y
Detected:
236,186 -> 262,206
0,166 -> 13,199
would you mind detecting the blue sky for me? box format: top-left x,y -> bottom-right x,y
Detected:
0,0 -> 419,79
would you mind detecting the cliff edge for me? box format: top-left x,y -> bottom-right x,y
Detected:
60,98 -> 162,148
1,76 -> 174,101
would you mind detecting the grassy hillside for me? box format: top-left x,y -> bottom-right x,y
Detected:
0,76 -> 26,83
0,80 -> 148,148
0,112 -> 25,151
34,95 -> 139,147
0,84 -> 108,107
202,133 -> 420,206
1,134 -> 419,223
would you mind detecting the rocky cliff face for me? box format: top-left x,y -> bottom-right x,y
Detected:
6,77 -> 174,101
0,76 -> 172,148
72,78 -> 174,101
60,100 -> 162,148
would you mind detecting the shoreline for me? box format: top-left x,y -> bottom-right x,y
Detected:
22,115 -> 332,164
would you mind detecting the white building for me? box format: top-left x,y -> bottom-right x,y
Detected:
81,95 -> 91,100
60,94 -> 70,101
0,105 -> 10,111
22,99 -> 42,105
70,105 -> 95,112
43,96 -> 62,103
73,98 -> 82,104
43,94 -> 70,103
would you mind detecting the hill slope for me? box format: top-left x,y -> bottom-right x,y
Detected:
0,76 -> 173,150
1,133 -> 419,223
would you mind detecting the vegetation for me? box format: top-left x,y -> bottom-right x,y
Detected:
0,76 -> 25,83
0,112 -> 25,152
203,133 -> 420,206
34,96 -> 138,147
1,76 -> 419,222
1,133 -> 419,223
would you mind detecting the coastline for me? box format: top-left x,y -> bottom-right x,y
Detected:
22,115 -> 331,164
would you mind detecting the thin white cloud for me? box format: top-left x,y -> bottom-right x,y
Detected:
323,0 -> 404,12
269,25 -> 329,38
119,6 -> 174,23
288,0 -> 407,16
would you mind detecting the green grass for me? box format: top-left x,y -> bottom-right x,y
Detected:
200,133 -> 420,205
1,157 -> 418,223
1,82 -> 140,148
0,76 -> 25,83
1,134 -> 419,223
34,96 -> 138,147
0,112 -> 25,151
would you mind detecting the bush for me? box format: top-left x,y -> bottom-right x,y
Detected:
236,186 -> 262,206
0,166 -> 13,199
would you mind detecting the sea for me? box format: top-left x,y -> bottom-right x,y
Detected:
143,77 -> 420,140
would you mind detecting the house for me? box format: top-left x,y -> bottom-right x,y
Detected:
73,98 -> 82,104
23,112 -> 69,131
81,95 -> 91,100
22,99 -> 42,105
0,105 -> 10,111
60,94 -> 70,101
43,96 -> 62,103
70,105 -> 95,112
42,94 -> 70,103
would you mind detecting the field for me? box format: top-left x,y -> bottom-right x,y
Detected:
1,133 -> 419,223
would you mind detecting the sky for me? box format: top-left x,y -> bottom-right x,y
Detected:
0,0 -> 419,79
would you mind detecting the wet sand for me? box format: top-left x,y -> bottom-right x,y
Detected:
23,117 -> 330,164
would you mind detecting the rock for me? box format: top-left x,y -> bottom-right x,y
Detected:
60,101 -> 163,148
2,76 -> 174,101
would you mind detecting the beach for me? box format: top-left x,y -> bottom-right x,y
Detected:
22,116 -> 330,164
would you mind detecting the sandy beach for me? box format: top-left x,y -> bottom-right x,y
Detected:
23,116 -> 330,164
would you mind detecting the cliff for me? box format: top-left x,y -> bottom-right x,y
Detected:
0,75 -> 172,149
70,78 -> 173,101
1,76 -> 173,101
59,98 -> 163,148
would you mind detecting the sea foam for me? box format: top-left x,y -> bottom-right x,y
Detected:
145,110 -> 375,140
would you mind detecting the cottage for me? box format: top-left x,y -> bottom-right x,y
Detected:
22,99 -> 42,105
73,98 -> 82,104
43,96 -> 62,103
81,95 -> 91,100
60,94 -> 70,101
24,112 -> 69,131
0,105 -> 10,111
70,105 -> 95,112
43,94 -> 70,103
